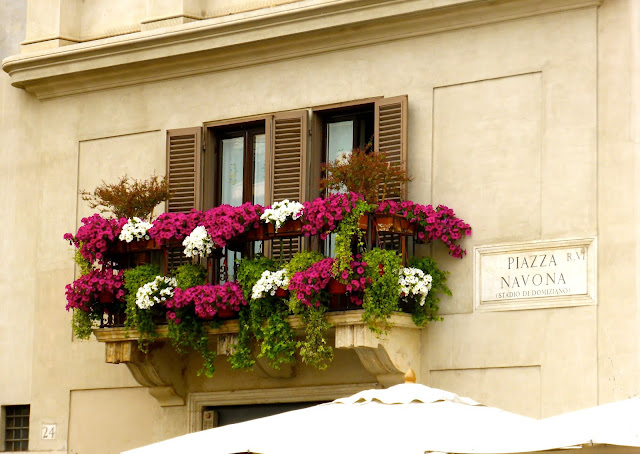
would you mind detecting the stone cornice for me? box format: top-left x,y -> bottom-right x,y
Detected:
2,0 -> 600,99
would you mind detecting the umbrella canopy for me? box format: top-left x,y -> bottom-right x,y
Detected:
122,382 -> 539,454
534,396 -> 640,449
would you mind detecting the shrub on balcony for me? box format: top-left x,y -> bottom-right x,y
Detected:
319,146 -> 411,204
80,173 -> 171,221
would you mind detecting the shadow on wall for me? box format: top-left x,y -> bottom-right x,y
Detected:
0,0 -> 26,61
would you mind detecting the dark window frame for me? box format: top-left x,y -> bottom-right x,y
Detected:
3,405 -> 29,452
214,122 -> 266,207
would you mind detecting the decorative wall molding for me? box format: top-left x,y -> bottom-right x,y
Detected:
2,0 -> 600,98
186,383 -> 379,432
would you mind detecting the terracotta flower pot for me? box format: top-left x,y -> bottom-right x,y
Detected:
246,223 -> 270,241
128,238 -> 160,252
327,278 -> 347,295
98,290 -> 114,304
216,308 -> 237,320
268,219 -> 303,238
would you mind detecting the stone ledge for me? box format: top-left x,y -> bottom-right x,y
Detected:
2,0 -> 600,98
94,309 -> 423,404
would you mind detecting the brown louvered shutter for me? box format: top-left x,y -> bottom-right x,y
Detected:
167,127 -> 202,213
268,111 -> 307,261
375,96 -> 408,202
166,127 -> 202,270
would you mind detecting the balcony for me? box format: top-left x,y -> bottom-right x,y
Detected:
93,309 -> 422,406
65,193 -> 470,405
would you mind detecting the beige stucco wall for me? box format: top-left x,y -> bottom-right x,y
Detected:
0,0 -> 36,408
596,0 -> 640,405
2,0 -> 640,453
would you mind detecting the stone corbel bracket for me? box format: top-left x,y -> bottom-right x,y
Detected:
216,333 -> 295,379
104,340 -> 185,407
333,313 -> 422,388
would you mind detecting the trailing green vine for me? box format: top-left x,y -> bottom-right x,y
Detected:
166,264 -> 217,377
123,264 -> 162,350
332,199 -> 371,281
285,251 -> 325,313
408,256 -> 450,326
71,246 -> 99,339
298,305 -> 333,369
233,256 -> 296,370
362,248 -> 401,334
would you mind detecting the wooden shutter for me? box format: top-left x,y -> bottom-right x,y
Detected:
166,127 -> 202,213
166,127 -> 202,271
269,111 -> 307,204
375,96 -> 408,202
268,110 -> 307,261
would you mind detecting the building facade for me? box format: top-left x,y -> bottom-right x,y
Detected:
1,0 -> 639,453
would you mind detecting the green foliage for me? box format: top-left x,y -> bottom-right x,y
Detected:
251,297 -> 296,370
71,245 -> 98,339
332,199 -> 371,281
72,308 -> 98,340
228,306 -> 254,369
285,251 -> 325,275
285,251 -> 325,313
235,255 -> 277,300
74,246 -> 93,276
408,256 -> 450,326
362,248 -> 401,334
298,305 -> 333,369
173,263 -> 207,289
168,264 -> 216,376
231,255 -> 295,370
123,264 -> 161,350
80,173 -> 171,221
167,313 -> 217,377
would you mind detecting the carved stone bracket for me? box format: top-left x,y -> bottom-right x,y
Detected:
104,340 -> 185,407
215,332 -> 295,378
333,313 -> 422,387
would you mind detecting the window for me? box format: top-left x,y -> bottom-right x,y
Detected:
3,405 -> 29,452
323,105 -> 374,165
203,401 -> 324,429
313,102 -> 375,256
165,96 -> 407,262
215,122 -> 267,278
216,123 -> 266,207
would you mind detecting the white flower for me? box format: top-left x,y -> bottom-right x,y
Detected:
260,200 -> 304,231
398,267 -> 433,306
251,269 -> 290,300
183,226 -> 214,258
135,276 -> 178,309
118,217 -> 153,243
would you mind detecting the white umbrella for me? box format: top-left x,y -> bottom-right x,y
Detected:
122,372 -> 539,454
533,396 -> 640,450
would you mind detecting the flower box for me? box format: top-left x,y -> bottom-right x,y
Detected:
357,213 -> 415,236
267,219 -> 303,238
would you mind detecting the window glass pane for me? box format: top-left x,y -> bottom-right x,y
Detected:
253,134 -> 266,206
325,120 -> 354,257
221,137 -> 244,206
327,120 -> 353,164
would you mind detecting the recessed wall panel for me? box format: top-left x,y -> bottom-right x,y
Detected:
430,366 -> 541,418
77,130 -> 164,224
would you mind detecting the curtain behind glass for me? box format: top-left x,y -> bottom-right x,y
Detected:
221,137 -> 244,206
